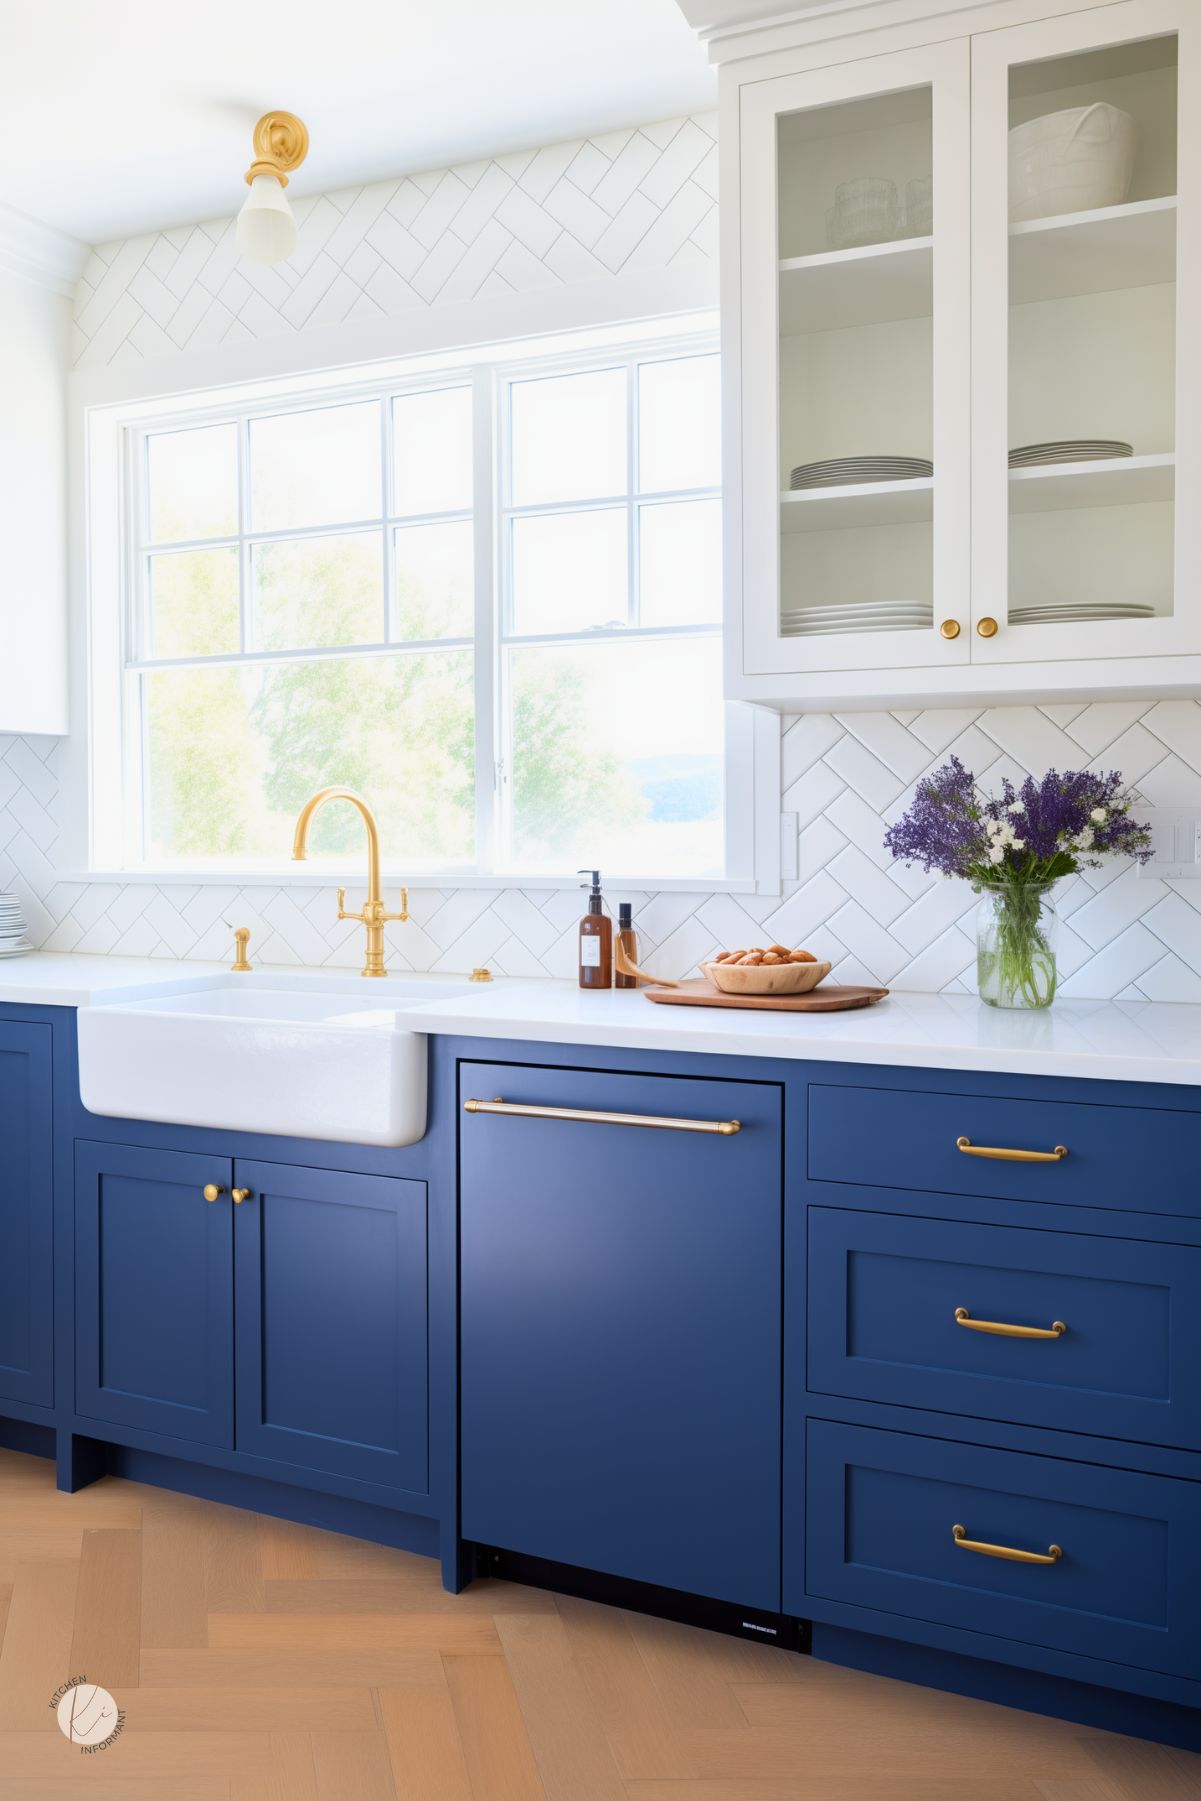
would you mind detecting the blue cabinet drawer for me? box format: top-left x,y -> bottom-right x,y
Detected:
808,1209 -> 1201,1449
806,1421 -> 1201,1680
808,1082 -> 1200,1216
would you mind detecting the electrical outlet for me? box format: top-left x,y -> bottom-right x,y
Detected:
1137,806 -> 1201,879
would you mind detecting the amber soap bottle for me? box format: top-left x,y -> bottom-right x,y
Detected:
577,869 -> 612,989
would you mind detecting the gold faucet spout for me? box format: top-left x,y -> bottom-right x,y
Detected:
291,786 -> 408,977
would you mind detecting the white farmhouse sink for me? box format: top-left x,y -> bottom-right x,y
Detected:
77,971 -> 476,1147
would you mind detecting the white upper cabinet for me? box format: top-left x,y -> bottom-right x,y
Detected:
720,0 -> 1199,710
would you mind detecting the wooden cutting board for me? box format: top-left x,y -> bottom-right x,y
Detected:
644,978 -> 888,1012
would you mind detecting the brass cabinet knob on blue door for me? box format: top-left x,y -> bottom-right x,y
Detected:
231,1188 -> 253,1205
203,1184 -> 226,1203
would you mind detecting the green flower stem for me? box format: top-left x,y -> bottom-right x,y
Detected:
977,882 -> 1058,1009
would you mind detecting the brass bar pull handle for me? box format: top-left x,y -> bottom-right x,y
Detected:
231,1188 -> 253,1205
463,1098 -> 740,1136
953,1524 -> 1061,1565
957,1136 -> 1067,1163
955,1306 -> 1066,1340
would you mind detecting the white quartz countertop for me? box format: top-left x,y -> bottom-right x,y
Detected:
3,954 -> 1200,1086
395,978 -> 1201,1088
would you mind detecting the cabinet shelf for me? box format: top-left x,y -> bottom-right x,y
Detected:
1008,453 -> 1174,514
779,237 -> 932,333
1009,197 -> 1177,305
780,478 -> 933,533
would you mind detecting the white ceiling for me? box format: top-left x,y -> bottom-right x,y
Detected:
0,0 -> 715,247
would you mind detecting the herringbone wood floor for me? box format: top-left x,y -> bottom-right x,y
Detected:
0,1450 -> 1198,1800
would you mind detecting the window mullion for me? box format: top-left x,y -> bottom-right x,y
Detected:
472,364 -> 498,875
238,414 -> 252,655
380,398 -> 395,642
627,357 -> 638,628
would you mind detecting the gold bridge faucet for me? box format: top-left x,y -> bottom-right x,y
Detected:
291,787 -> 409,978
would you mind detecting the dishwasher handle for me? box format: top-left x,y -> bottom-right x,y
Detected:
463,1097 -> 741,1136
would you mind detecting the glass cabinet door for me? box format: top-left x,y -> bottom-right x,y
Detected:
971,0 -> 1199,663
738,39 -> 971,680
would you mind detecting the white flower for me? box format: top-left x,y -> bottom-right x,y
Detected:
1011,838 -> 1025,851
1007,800 -> 1024,815
985,817 -> 1002,836
988,845 -> 1005,864
1090,807 -> 1107,825
1074,827 -> 1095,850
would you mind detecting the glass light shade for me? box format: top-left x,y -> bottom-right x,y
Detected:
236,173 -> 297,264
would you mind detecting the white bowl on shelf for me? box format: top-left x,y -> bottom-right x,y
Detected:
1008,103 -> 1137,223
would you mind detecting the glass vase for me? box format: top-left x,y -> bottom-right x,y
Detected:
975,881 -> 1059,1009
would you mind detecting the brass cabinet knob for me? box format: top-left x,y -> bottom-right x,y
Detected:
977,616 -> 999,638
939,619 -> 961,640
231,1188 -> 253,1205
203,1184 -> 226,1203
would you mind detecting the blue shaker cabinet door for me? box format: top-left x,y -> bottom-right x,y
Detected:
460,1062 -> 783,1610
0,1022 -> 53,1408
75,1141 -> 234,1446
233,1161 -> 428,1493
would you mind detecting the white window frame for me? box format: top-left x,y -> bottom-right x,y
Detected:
74,319 -> 780,894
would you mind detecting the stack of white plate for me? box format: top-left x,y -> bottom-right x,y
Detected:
1011,602 -> 1156,625
789,455 -> 933,489
0,892 -> 30,958
782,601 -> 934,636
1009,440 -> 1132,467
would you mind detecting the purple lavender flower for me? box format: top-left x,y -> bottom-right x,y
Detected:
884,759 -> 1152,887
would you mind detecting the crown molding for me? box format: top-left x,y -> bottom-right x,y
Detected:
677,0 -> 999,59
0,204 -> 87,299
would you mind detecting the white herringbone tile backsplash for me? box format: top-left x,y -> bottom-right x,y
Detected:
4,700 -> 1200,998
18,114 -> 1197,997
71,115 -> 718,368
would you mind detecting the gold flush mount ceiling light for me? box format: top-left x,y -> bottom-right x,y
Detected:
236,111 -> 309,265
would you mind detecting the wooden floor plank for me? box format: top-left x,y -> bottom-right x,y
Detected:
379,1685 -> 474,1801
495,1611 -> 625,1801
207,1612 -> 501,1653
0,1560 -> 79,1730
0,1780 -> 231,1800
624,1783 -> 1043,1801
311,1728 -> 398,1800
69,1527 -> 141,1691
258,1518 -> 319,1583
203,1505 -> 264,1616
0,1728 -> 270,1778
556,1596 -> 681,1782
121,1686 -> 376,1732
263,1577 -> 558,1615
1081,1736 -> 1201,1798
625,1612 -> 798,1731
141,1648 -> 448,1688
230,1731 -> 317,1801
1035,1780 -> 1129,1800
141,1494 -> 214,1651
444,1653 -> 548,1801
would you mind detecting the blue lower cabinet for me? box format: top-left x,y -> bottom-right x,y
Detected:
805,1420 -> 1201,1682
0,1021 -> 54,1409
233,1160 -> 428,1492
808,1208 -> 1201,1449
459,1061 -> 782,1610
75,1141 -> 234,1446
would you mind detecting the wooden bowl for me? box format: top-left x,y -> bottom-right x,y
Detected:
701,958 -> 832,996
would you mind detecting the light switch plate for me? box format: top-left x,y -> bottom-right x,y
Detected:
1137,806 -> 1201,879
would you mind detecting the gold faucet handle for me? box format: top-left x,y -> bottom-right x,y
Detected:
381,887 -> 409,924
336,887 -> 367,925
